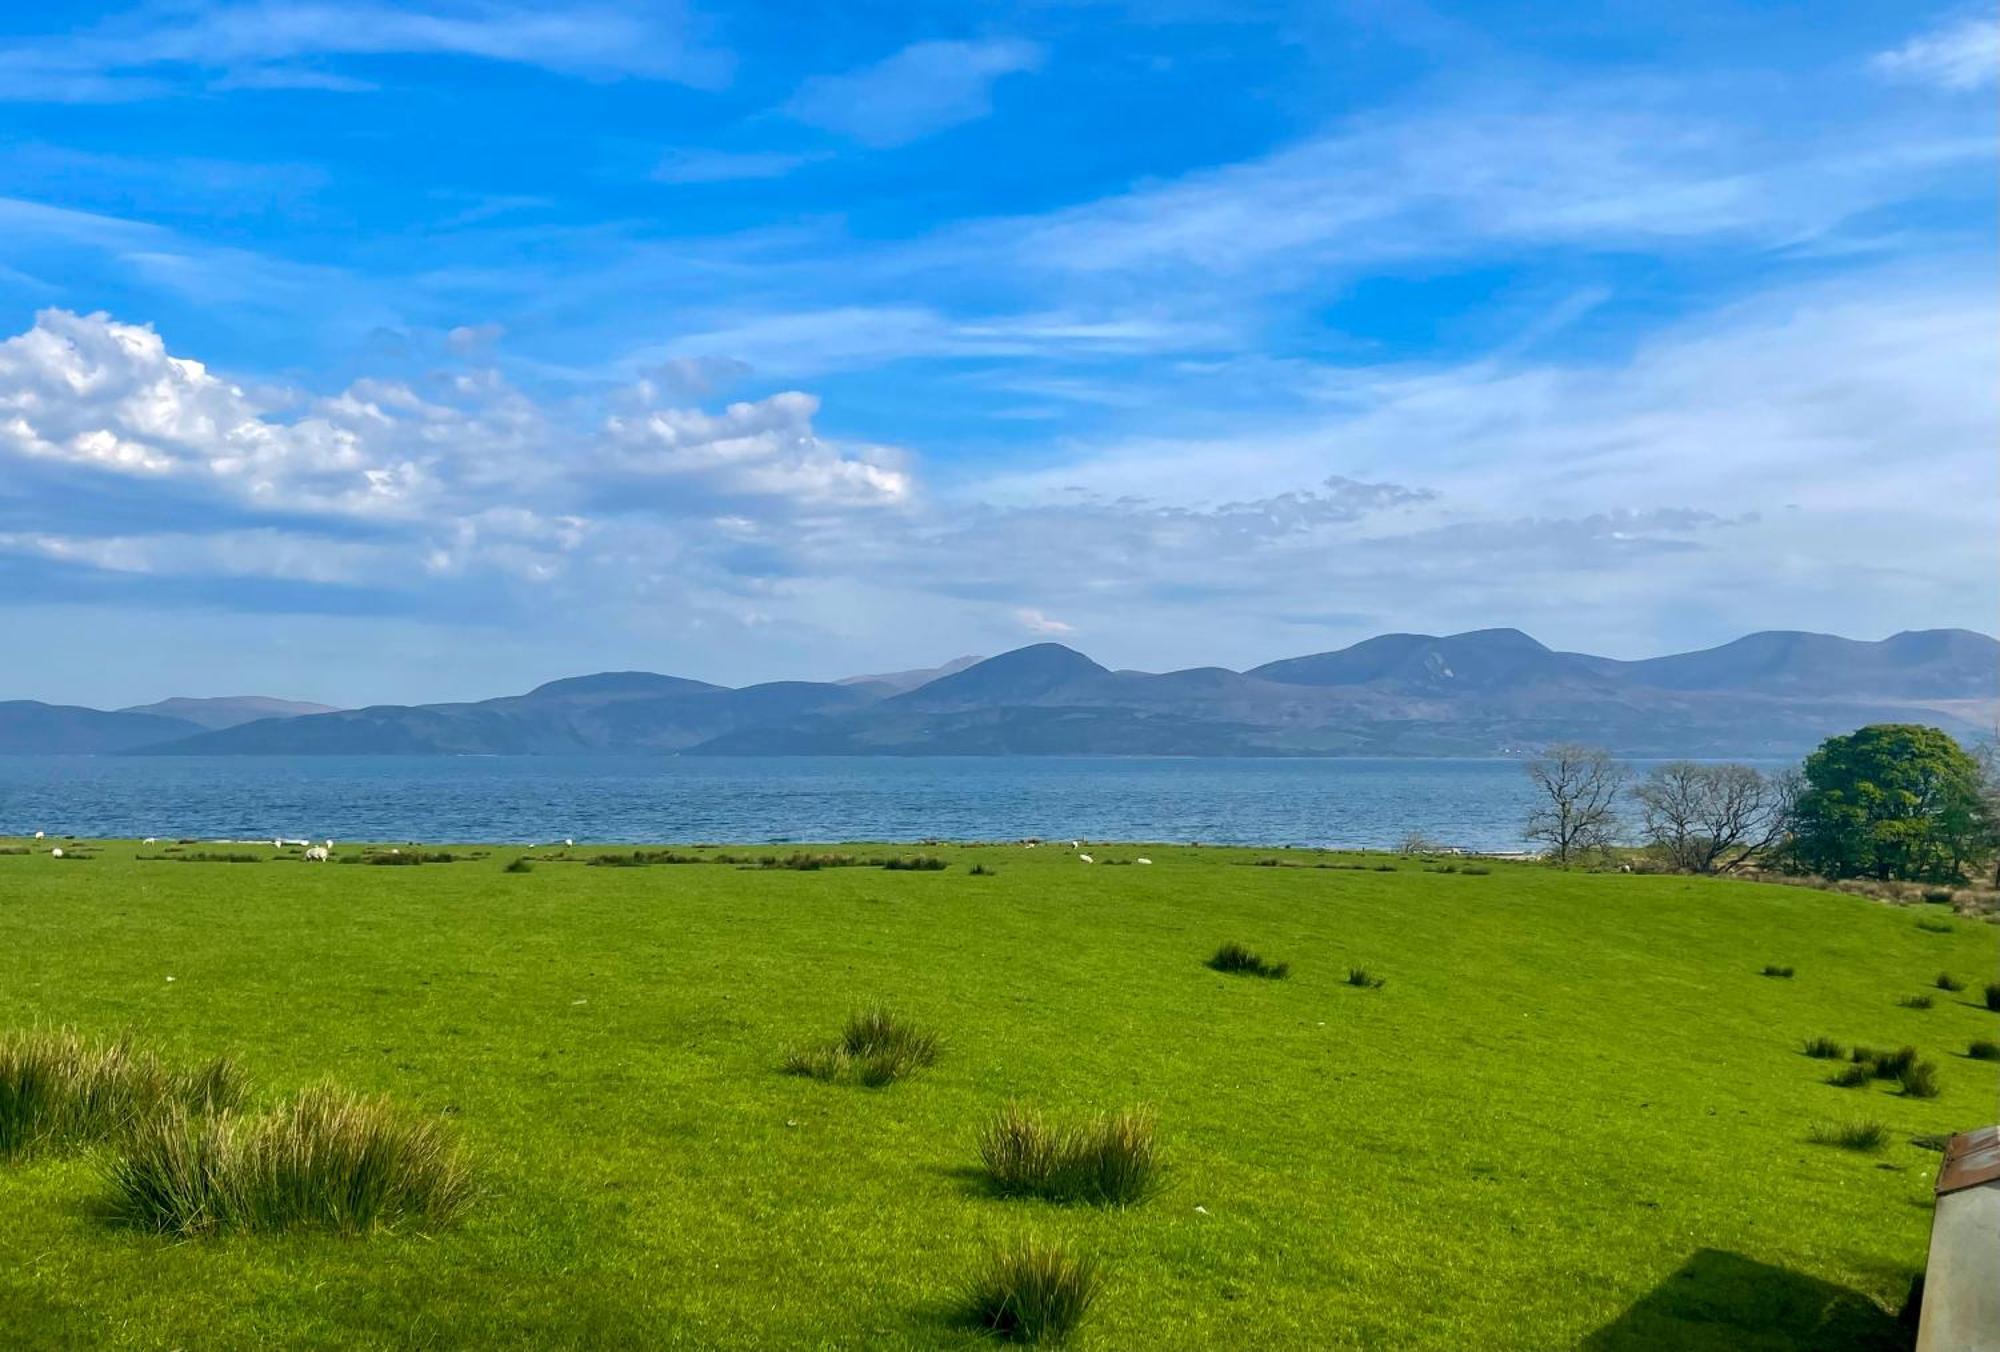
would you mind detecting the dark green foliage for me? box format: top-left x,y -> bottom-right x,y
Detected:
964,1238 -> 1100,1344
1898,994 -> 1933,1010
1922,887 -> 1956,903
781,1007 -> 940,1087
1346,967 -> 1386,989
0,846 -> 28,855
1897,1060 -> 1941,1098
1936,973 -> 1964,992
1916,917 -> 1955,934
1759,965 -> 1794,978
172,851 -> 262,863
588,850 -> 705,866
1801,1036 -> 1843,1060
1206,943 -> 1289,979
1789,725 -> 1994,883
977,1103 -> 1159,1206
361,850 -> 453,865
0,1028 -> 245,1157
1851,1046 -> 1918,1080
1966,1040 -> 2000,1061
502,858 -> 534,874
107,1086 -> 473,1236
881,855 -> 948,871
1827,1063 -> 1873,1088
1808,1120 -> 1889,1152
1460,865 -> 1493,875
1985,983 -> 2000,1012
1371,863 -> 1396,872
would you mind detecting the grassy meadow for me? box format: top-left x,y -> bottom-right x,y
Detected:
0,837 -> 1994,1349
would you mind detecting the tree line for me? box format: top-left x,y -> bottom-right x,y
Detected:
1523,724 -> 1999,884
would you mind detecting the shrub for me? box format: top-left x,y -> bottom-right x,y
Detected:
1346,967 -> 1386,989
106,1086 -> 473,1236
1808,1120 -> 1889,1152
1986,983 -> 2000,1012
0,1028 -> 245,1158
1966,1040 -> 2000,1062
1898,1060 -> 1942,1099
1936,973 -> 1965,992
782,1007 -> 940,1088
1827,1063 -> 1873,1088
1759,965 -> 1794,979
503,857 -> 534,874
977,1103 -> 1159,1206
1801,1036 -> 1843,1060
881,855 -> 948,871
964,1238 -> 1100,1344
1899,995 -> 1934,1010
1206,943 -> 1289,980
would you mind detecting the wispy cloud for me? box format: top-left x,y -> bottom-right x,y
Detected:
1875,13 -> 2000,90
0,1 -> 733,102
783,38 -> 1043,146
652,148 -> 823,184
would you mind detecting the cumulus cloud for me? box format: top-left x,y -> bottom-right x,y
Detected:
1875,14 -> 2000,90
784,39 -> 1043,146
1014,608 -> 1074,636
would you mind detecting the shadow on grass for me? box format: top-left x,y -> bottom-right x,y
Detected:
1581,1250 -> 1912,1351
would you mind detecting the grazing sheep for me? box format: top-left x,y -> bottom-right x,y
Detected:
1071,840 -> 1080,849
564,838 -> 574,847
142,836 -> 157,844
1137,857 -> 1153,865
33,830 -> 44,840
324,839 -> 334,850
1078,853 -> 1094,864
304,846 -> 329,862
50,847 -> 63,858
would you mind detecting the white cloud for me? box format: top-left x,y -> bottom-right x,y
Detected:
0,1 -> 732,102
784,39 -> 1043,146
1014,608 -> 1075,636
1875,14 -> 2000,90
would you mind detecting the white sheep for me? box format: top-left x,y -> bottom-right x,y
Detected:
1078,853 -> 1094,864
304,846 -> 329,862
1136,857 -> 1153,865
324,839 -> 334,850
33,830 -> 44,840
50,847 -> 63,858
142,837 -> 157,844
564,838 -> 574,847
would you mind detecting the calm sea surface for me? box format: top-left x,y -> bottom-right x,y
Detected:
2,755 -> 1586,850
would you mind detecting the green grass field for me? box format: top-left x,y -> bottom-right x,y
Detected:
2,838 -> 1993,1349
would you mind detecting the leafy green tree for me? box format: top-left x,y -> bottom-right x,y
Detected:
1790,725 -> 1994,882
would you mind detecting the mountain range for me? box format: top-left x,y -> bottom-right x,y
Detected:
2,628 -> 1992,759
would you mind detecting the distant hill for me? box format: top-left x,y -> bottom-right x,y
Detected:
8,627 -> 1994,757
0,702 -> 203,754
835,656 -> 984,694
118,696 -> 341,731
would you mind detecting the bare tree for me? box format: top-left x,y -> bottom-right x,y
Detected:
1633,762 -> 1790,873
1524,744 -> 1626,866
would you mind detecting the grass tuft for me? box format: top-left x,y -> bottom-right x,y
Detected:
502,857 -> 534,874
1897,1060 -> 1941,1099
1807,1120 -> 1889,1152
1935,972 -> 1964,992
1346,967 -> 1387,989
968,864 -> 996,876
1759,964 -> 1794,979
881,855 -> 949,871
1898,994 -> 1933,1010
1827,1062 -> 1873,1088
963,1238 -> 1100,1344
1801,1036 -> 1843,1060
1915,917 -> 1954,934
1985,983 -> 2000,1012
1206,942 -> 1289,979
977,1103 -> 1159,1207
781,1007 -> 940,1088
106,1085 -> 473,1236
1966,1040 -> 2000,1062
0,1028 -> 246,1158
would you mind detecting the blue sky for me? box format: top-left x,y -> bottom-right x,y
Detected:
0,1 -> 1993,706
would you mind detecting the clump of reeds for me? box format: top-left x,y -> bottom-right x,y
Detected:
1808,1120 -> 1888,1152
1206,942 -> 1289,979
780,1006 -> 940,1087
106,1085 -> 473,1236
963,1238 -> 1100,1343
0,1027 -> 245,1158
977,1103 -> 1158,1206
